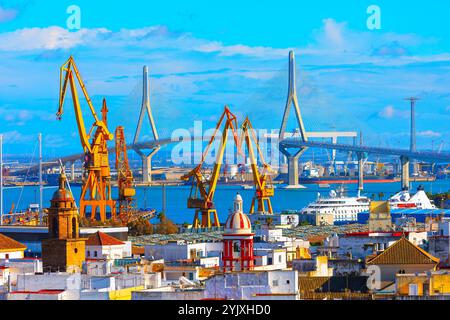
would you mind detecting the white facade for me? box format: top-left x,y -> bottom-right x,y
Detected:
86,243 -> 126,260
0,267 -> 10,287
437,218 -> 450,236
0,250 -> 24,260
339,231 -> 428,259
145,241 -> 222,262
9,273 -> 81,300
250,213 -> 299,228
254,248 -> 287,270
84,260 -> 113,276
132,287 -> 204,300
204,270 -> 299,300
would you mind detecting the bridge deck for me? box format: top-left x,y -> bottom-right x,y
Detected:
280,138 -> 450,162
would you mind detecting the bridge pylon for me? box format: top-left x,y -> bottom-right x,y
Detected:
133,66 -> 160,184
279,51 -> 308,186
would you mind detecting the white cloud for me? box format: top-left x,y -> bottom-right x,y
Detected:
0,26 -> 109,51
0,19 -> 448,154
0,6 -> 17,23
378,105 -> 409,119
417,130 -> 441,138
0,25 -> 288,59
0,108 -> 55,126
322,18 -> 345,47
378,105 -> 395,118
1,130 -> 34,143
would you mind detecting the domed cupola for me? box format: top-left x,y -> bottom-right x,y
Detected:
225,193 -> 252,234
222,193 -> 255,272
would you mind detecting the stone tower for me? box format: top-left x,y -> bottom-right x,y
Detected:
42,171 -> 86,273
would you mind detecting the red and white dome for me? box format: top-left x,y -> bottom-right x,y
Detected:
224,193 -> 252,234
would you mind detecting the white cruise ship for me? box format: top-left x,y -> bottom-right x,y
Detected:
389,186 -> 436,210
300,186 -> 370,224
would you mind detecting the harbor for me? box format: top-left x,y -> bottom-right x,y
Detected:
1,1 -> 450,304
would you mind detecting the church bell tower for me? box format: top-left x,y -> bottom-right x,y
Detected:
42,171 -> 86,272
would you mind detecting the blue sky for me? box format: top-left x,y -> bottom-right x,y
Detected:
0,0 -> 449,156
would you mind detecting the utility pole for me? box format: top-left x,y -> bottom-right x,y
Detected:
357,131 -> 364,197
405,97 -> 419,176
0,134 -> 3,226
38,133 -> 43,225
162,183 -> 166,215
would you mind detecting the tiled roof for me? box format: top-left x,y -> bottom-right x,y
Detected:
0,233 -> 26,251
85,231 -> 125,246
366,237 -> 439,265
132,245 -> 145,255
299,276 -> 369,295
301,292 -> 372,300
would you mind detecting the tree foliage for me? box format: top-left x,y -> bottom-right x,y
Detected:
127,217 -> 153,236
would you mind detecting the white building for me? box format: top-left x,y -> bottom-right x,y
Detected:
204,270 -> 299,300
85,231 -> 129,261
132,286 -> 204,300
0,233 -> 27,260
254,248 -> 287,270
145,241 -> 223,262
339,231 -> 428,259
436,218 -> 450,236
8,273 -> 82,300
250,212 -> 299,228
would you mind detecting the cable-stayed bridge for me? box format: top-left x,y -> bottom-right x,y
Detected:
17,51 -> 449,193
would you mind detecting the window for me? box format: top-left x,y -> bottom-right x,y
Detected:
72,217 -> 77,238
272,280 -> 279,286
278,255 -> 282,263
94,251 -> 98,257
286,280 -> 290,284
409,284 -> 418,296
74,248 -> 78,254
87,251 -> 90,257
52,217 -> 58,237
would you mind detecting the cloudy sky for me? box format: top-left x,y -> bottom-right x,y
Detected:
0,0 -> 449,157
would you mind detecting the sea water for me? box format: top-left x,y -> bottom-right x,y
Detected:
2,180 -> 450,224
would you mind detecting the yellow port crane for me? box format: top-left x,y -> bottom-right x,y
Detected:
57,56 -> 116,222
181,106 -> 240,228
240,117 -> 275,214
115,126 -> 136,224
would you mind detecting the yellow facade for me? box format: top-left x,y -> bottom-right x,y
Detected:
396,275 -> 428,296
430,274 -> 450,295
396,273 -> 450,296
296,247 -> 312,260
109,286 -> 145,300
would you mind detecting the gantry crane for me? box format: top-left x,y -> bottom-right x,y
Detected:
240,117 -> 275,214
181,106 -> 240,228
57,56 -> 116,222
115,126 -> 136,224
